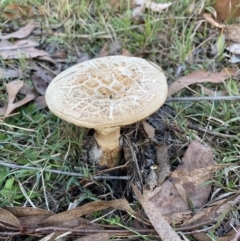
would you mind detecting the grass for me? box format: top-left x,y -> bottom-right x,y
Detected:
0,0 -> 240,240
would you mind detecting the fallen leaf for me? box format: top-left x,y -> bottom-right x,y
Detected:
202,13 -> 224,28
225,24 -> 240,44
0,39 -> 39,51
74,233 -> 113,241
0,68 -> 21,79
0,208 -> 21,228
38,232 -> 56,241
2,3 -> 32,20
121,48 -> 132,56
0,21 -> 34,40
150,141 -> 215,220
0,107 -> 7,115
33,96 -> 47,109
4,206 -> 54,217
155,143 -> 170,186
40,199 -> 135,226
132,184 -> 182,241
142,120 -> 155,139
37,55 -> 58,66
3,81 -> 39,117
31,72 -> 49,95
18,216 -> 52,229
29,62 -> 58,95
99,40 -> 122,57
192,233 -> 212,241
197,84 -> 226,97
168,69 -> 238,96
214,0 -> 240,21
0,47 -> 49,60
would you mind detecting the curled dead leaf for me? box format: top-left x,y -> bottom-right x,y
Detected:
0,208 -> 21,228
150,141 -> 215,220
0,68 -> 21,79
168,69 -> 239,97
142,120 -> 155,139
202,13 -> 225,28
3,81 -> 39,117
40,199 -> 135,226
0,21 -> 34,40
132,184 -> 182,241
2,3 -> 32,20
214,0 -> 240,21
225,24 -> 240,44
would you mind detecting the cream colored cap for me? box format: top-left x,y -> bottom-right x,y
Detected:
45,56 -> 168,129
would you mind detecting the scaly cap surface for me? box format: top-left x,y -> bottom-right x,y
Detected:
45,56 -> 168,129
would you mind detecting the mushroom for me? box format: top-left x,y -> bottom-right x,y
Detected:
45,56 -> 168,167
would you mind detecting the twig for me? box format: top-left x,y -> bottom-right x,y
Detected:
54,33 -> 112,39
181,225 -> 214,235
166,96 -> 240,102
0,120 -> 35,132
0,227 -> 157,237
0,162 -> 131,180
176,219 -> 215,231
187,123 -> 237,139
231,227 -> 240,241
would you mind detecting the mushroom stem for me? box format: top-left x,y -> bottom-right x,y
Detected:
94,127 -> 122,167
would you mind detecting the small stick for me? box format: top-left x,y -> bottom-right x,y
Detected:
231,227 -> 240,241
0,162 -> 131,180
187,123 -> 236,139
166,96 -> 240,102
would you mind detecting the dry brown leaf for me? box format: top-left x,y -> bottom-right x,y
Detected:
4,206 -> 54,217
155,144 -> 170,186
121,48 -> 132,56
192,233 -> 212,241
150,141 -> 215,220
0,207 -> 21,228
168,69 -> 238,97
99,40 -> 122,57
0,107 -> 7,115
142,120 -> 155,139
4,81 -> 38,117
132,184 -> 181,241
197,84 -> 226,97
0,68 -> 21,79
214,0 -> 240,21
0,47 -> 49,60
74,233 -> 112,241
40,199 -> 135,226
2,3 -> 32,20
33,96 -> 47,109
37,55 -> 58,66
202,13 -> 225,28
0,21 -> 34,40
31,72 -> 49,95
193,225 -> 239,241
38,232 -> 56,241
0,39 -> 39,51
29,62 -> 58,95
225,24 -> 240,43
18,216 -> 52,229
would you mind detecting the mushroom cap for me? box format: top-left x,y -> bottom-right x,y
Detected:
45,56 -> 168,129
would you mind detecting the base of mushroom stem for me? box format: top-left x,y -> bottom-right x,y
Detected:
98,146 -> 122,168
